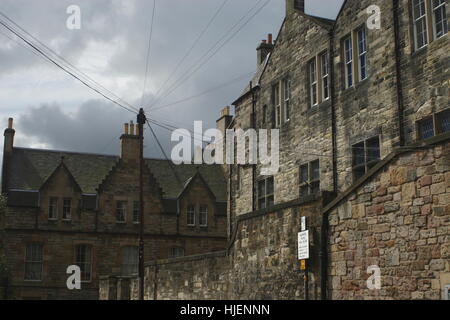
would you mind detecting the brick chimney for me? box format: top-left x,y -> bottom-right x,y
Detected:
120,120 -> 140,162
256,34 -> 274,67
216,106 -> 233,137
287,0 -> 305,16
2,118 -> 15,193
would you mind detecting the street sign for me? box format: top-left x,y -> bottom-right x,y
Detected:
297,230 -> 309,260
301,216 -> 306,231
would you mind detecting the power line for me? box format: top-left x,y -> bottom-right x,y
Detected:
141,0 -> 157,107
148,0 -> 269,110
0,13 -> 139,114
147,0 -> 230,109
151,71 -> 254,112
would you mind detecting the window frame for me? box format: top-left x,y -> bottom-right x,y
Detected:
169,247 -> 185,259
343,35 -> 354,89
309,58 -> 318,107
199,206 -> 208,227
24,243 -> 43,281
48,197 -> 58,221
299,160 -> 321,197
75,244 -> 92,283
431,0 -> 448,40
417,116 -> 435,140
121,246 -> 138,276
272,83 -> 281,127
412,0 -> 429,50
258,176 -> 274,209
320,51 -> 330,101
283,78 -> 291,121
132,201 -> 140,224
352,136 -> 381,181
116,200 -> 127,224
62,198 -> 72,221
357,27 -> 368,81
187,205 -> 196,227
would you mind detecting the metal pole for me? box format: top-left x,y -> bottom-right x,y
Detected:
137,108 -> 146,300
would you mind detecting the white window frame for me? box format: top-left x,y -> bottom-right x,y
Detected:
132,201 -> 140,224
343,36 -> 353,88
75,244 -> 92,283
283,78 -> 291,122
199,206 -> 208,227
24,243 -> 43,281
48,197 -> 58,220
357,27 -> 368,81
121,246 -> 138,276
320,52 -> 329,101
432,0 -> 448,40
187,205 -> 196,226
273,84 -> 281,127
309,59 -> 318,107
413,0 -> 429,50
62,198 -> 72,221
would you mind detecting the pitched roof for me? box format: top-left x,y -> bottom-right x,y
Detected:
7,147 -> 227,201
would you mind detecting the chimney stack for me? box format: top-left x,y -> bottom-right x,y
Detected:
4,118 -> 15,154
256,34 -> 274,67
287,0 -> 305,16
120,120 -> 140,161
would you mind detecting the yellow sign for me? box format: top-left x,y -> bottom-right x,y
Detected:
299,260 -> 306,270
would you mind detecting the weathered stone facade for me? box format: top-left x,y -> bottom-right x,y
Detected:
1,121 -> 227,300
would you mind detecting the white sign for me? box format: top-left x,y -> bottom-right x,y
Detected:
298,230 -> 309,260
301,216 -> 306,231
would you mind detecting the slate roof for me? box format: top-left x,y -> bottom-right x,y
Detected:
7,147 -> 227,201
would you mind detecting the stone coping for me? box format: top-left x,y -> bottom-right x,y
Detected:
144,250 -> 227,267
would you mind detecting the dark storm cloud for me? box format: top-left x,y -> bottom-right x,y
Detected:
0,0 -> 345,161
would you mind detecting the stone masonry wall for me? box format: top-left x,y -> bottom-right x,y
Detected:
328,138 -> 450,299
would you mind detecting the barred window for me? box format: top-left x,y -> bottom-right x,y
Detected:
75,245 -> 92,282
417,109 -> 450,140
122,246 -> 138,276
418,116 -> 435,140
25,243 -> 43,281
436,109 -> 450,134
169,247 -> 185,259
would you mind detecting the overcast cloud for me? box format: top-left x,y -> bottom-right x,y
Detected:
0,0 -> 344,161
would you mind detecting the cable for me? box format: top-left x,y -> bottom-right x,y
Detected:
147,0 -> 230,108
148,0 -> 268,110
151,71 -> 254,112
0,14 -> 139,114
141,0 -> 157,107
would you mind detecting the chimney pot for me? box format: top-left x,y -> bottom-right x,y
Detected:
268,34 -> 272,44
130,121 -> 135,135
124,123 -> 129,135
8,118 -> 13,129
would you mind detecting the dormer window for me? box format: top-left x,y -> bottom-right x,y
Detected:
63,198 -> 72,221
48,197 -> 58,220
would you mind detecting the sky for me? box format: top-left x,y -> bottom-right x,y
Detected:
0,0 -> 345,161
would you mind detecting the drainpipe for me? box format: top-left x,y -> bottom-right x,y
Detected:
393,0 -> 405,147
320,27 -> 337,301
250,81 -> 257,212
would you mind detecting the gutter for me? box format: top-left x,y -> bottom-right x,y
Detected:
393,0 -> 405,147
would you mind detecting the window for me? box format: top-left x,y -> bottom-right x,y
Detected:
48,197 -> 58,220
169,247 -> 185,258
283,78 -> 291,121
413,0 -> 428,49
432,0 -> 448,39
299,160 -> 320,197
357,27 -> 367,81
258,177 -> 274,209
272,84 -> 281,127
418,109 -> 450,140
418,116 -> 435,139
320,52 -> 329,100
62,198 -> 71,220
187,205 -> 195,226
133,201 -> 140,224
116,201 -> 127,223
352,137 -> 381,181
436,109 -> 450,134
75,245 -> 92,282
25,243 -> 43,281
343,36 -> 353,88
309,59 -> 318,107
122,246 -> 138,276
199,206 -> 208,227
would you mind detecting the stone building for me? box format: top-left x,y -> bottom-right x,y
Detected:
0,119 -> 227,299
99,0 -> 449,300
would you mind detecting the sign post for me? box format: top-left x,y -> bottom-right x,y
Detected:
298,216 -> 309,300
